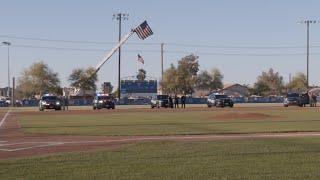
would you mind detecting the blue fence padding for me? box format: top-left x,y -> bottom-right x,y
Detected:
21,99 -> 39,106
68,99 -> 92,106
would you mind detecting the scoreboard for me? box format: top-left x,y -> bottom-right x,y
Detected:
121,80 -> 157,94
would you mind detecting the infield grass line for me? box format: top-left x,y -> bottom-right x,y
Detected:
0,110 -> 11,128
0,142 -> 63,152
1,132 -> 320,152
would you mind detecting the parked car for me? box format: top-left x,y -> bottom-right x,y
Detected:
300,93 -> 310,107
207,94 -> 234,108
15,100 -> 23,107
151,95 -> 170,108
39,94 -> 62,111
0,100 -> 8,107
283,93 -> 303,107
92,94 -> 115,110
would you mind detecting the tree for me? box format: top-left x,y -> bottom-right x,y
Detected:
160,64 -> 179,94
17,62 -> 61,97
112,87 -> 119,98
160,54 -> 199,95
287,72 -> 308,92
252,81 -> 271,96
69,67 -> 98,91
196,68 -> 224,91
253,68 -> 284,96
136,69 -> 147,81
101,83 -> 113,94
176,54 -> 199,94
211,68 -> 224,90
196,70 -> 213,90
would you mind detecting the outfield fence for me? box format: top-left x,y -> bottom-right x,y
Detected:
5,96 -> 287,107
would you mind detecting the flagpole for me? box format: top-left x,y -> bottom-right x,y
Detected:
136,55 -> 139,75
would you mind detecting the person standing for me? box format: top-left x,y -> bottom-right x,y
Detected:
181,95 -> 186,108
312,93 -> 317,107
64,96 -> 69,111
168,96 -> 173,108
62,96 -> 66,111
174,95 -> 179,108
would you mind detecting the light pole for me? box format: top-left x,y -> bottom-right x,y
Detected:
298,20 -> 318,88
113,13 -> 128,102
2,41 -> 11,97
161,43 -> 164,81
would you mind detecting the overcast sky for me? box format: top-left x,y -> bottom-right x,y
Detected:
1,0 -> 320,89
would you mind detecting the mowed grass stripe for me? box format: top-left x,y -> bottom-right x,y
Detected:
17,108 -> 320,136
0,137 -> 319,179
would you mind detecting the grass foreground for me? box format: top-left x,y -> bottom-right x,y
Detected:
0,137 -> 320,179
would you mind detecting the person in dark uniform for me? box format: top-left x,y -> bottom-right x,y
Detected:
174,95 -> 179,108
312,93 -> 317,107
168,96 -> 173,108
61,96 -> 65,111
64,96 -> 69,111
181,95 -> 186,108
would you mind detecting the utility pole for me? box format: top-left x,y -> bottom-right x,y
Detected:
161,43 -> 164,81
298,20 -> 318,88
289,73 -> 292,84
2,41 -> 11,98
12,77 -> 15,107
113,13 -> 128,102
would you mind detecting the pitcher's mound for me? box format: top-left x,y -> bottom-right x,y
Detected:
213,112 -> 278,120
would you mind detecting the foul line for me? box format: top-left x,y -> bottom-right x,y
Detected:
0,142 -> 63,152
0,110 -> 11,128
1,132 -> 320,152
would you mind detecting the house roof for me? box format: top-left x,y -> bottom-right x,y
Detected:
223,83 -> 239,90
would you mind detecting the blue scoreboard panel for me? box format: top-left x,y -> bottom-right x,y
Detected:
121,80 -> 157,94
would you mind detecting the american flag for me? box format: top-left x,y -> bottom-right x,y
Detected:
137,54 -> 144,64
134,21 -> 153,40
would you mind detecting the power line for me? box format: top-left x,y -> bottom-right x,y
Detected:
166,50 -> 320,56
0,35 -> 159,45
10,44 -> 161,53
3,34 -> 320,49
12,44 -> 107,52
6,44 -> 320,56
167,43 -> 320,49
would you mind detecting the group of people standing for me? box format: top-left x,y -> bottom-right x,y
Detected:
168,95 -> 186,109
61,96 -> 69,111
309,93 -> 317,107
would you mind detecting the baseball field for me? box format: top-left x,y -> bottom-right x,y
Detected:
0,104 -> 320,179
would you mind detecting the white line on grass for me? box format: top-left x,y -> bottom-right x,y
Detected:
0,110 -> 11,128
1,132 -> 320,152
0,142 -> 63,152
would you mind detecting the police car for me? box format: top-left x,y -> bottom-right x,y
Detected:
39,94 -> 62,111
150,95 -> 170,108
92,94 -> 115,110
207,93 -> 234,108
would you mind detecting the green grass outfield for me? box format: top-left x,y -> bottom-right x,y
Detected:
0,137 -> 319,179
0,108 -> 9,118
17,106 -> 320,136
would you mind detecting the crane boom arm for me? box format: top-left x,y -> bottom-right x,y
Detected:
94,29 -> 135,75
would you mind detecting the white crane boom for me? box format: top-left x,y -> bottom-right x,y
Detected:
71,20 -> 153,97
94,29 -> 134,75
71,30 -> 134,96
